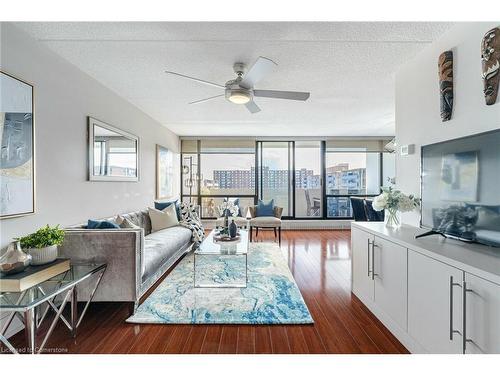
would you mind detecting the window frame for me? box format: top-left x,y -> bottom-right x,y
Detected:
181,139 -> 394,220
181,140 -> 258,219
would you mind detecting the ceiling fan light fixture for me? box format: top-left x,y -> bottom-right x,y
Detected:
226,89 -> 251,104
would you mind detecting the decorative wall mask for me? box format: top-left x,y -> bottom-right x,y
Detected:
481,27 -> 500,105
438,50 -> 453,121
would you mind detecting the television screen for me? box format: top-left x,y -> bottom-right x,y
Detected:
421,129 -> 500,247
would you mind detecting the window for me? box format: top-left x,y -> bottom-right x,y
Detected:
181,140 -> 256,219
294,141 -> 322,217
181,139 -> 395,220
200,154 -> 255,196
325,149 -> 390,218
258,142 -> 293,217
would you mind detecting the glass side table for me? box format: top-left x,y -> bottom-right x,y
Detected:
0,263 -> 106,354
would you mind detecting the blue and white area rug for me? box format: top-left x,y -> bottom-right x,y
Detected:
126,243 -> 313,324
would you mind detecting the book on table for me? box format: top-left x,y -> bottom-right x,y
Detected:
0,258 -> 71,293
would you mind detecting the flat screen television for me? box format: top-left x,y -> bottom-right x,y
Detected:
420,129 -> 500,247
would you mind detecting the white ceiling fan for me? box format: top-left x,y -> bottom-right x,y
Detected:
165,56 -> 310,114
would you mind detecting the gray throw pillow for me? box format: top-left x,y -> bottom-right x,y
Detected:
115,215 -> 140,229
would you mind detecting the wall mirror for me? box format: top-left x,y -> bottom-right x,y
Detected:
88,117 -> 139,181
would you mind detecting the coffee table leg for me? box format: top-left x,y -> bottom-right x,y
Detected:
24,309 -> 36,354
193,252 -> 197,288
71,287 -> 78,338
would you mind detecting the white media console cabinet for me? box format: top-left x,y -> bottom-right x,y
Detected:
351,222 -> 500,354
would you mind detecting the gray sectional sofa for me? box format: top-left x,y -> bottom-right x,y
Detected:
59,209 -> 193,310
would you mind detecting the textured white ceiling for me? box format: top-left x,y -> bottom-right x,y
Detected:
16,22 -> 453,136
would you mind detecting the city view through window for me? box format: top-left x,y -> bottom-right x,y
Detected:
181,141 -> 395,219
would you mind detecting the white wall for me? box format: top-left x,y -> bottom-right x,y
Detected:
0,22 -> 180,248
395,22 -> 500,226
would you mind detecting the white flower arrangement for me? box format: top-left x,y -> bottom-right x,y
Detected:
372,187 -> 420,227
217,200 -> 239,217
372,187 -> 420,212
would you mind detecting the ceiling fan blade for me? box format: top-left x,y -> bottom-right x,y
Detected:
253,89 -> 310,101
165,70 -> 225,89
245,101 -> 261,114
189,94 -> 225,105
239,56 -> 277,89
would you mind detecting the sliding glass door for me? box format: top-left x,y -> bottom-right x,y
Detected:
325,151 -> 381,218
257,142 -> 293,217
294,141 -> 322,218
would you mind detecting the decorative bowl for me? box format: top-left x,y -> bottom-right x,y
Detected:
25,245 -> 58,265
213,233 -> 241,242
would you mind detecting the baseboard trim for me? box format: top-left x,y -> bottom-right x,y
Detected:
352,288 -> 425,354
202,219 -> 352,230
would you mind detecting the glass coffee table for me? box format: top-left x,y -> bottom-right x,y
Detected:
0,263 -> 106,354
194,229 -> 249,288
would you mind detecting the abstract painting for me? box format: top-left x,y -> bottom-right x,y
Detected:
156,144 -> 174,199
440,151 -> 478,202
0,71 -> 35,218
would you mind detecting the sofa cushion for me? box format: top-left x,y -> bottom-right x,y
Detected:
142,225 -> 192,281
250,216 -> 281,227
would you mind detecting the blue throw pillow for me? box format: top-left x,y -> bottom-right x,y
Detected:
87,219 -> 120,229
155,199 -> 181,220
256,199 -> 275,217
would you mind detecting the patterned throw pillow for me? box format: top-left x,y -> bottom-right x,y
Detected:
179,202 -> 205,245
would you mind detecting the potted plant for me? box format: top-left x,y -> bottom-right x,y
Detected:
372,187 -> 420,228
17,225 -> 65,265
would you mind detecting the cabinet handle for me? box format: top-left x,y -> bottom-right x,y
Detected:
367,239 -> 372,277
462,282 -> 474,353
371,242 -> 379,280
449,276 -> 462,341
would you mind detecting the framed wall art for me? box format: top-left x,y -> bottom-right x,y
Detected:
156,144 -> 174,200
0,71 -> 35,219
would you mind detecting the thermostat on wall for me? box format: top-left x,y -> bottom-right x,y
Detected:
400,144 -> 415,156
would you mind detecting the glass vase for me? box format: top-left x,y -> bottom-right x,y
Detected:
384,208 -> 401,229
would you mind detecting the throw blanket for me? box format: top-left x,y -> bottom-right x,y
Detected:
179,202 -> 205,245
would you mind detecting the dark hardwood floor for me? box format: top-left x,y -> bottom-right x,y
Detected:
3,230 -> 409,354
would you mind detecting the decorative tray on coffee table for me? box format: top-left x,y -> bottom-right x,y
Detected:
213,231 -> 241,242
